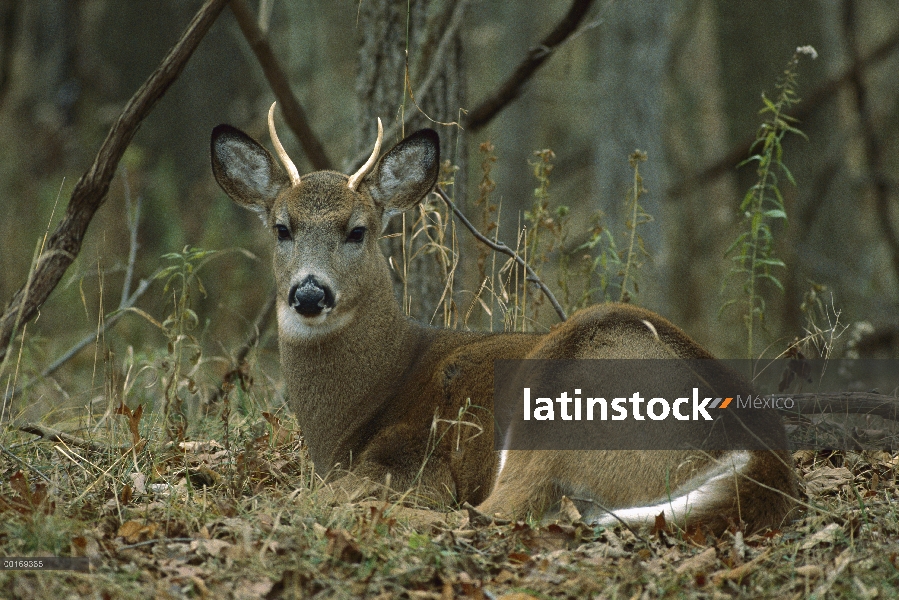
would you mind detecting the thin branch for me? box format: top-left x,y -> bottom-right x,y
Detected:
347,0 -> 470,172
568,496 -> 648,543
205,290 -> 277,405
782,392 -> 899,422
842,0 -> 899,289
120,174 -> 140,308
229,0 -> 332,170
434,185 -> 567,321
0,0 -> 229,363
0,441 -> 53,485
3,285 -> 153,404
18,423 -> 129,454
667,25 -> 899,199
465,0 -> 596,132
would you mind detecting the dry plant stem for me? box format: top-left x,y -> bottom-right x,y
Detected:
229,0 -> 332,170
0,0 -> 230,363
784,392 -> 899,421
0,441 -> 53,485
667,25 -> 899,199
435,186 -> 567,322
567,496 -> 648,543
3,192 -> 155,404
18,422 -> 130,453
347,0 -> 470,171
206,290 -> 277,404
465,0 -> 595,132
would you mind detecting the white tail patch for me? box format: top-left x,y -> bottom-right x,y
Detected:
588,451 -> 751,529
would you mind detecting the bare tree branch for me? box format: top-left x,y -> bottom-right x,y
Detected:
434,186 -> 568,322
0,0 -> 230,364
465,0 -> 596,132
18,423 -> 130,454
667,25 -> 899,199
229,0 -> 332,170
842,0 -> 899,289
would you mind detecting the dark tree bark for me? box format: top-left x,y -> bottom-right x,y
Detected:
355,0 -> 467,321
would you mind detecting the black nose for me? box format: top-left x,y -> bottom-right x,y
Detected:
289,276 -> 335,317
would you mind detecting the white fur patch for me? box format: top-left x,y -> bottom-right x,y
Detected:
588,451 -> 752,529
277,301 -> 355,341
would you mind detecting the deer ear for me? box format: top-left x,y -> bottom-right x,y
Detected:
211,124 -> 290,218
364,129 -> 440,224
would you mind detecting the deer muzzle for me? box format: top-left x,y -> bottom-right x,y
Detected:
289,276 -> 335,317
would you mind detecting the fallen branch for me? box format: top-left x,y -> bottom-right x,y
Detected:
781,392 -> 899,422
18,422 -> 130,454
0,441 -> 53,485
465,0 -> 596,132
229,0 -> 332,170
0,0 -> 230,363
434,185 -> 567,321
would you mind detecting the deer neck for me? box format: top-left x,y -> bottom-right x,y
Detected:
277,290 -> 419,471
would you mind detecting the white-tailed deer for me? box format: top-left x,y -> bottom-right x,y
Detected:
210,105 -> 797,533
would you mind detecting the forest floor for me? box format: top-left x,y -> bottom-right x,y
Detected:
1,405 -> 898,600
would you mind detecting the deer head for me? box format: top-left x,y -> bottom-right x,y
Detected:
210,104 -> 439,340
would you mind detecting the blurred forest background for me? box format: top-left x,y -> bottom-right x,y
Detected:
1,0 -> 898,421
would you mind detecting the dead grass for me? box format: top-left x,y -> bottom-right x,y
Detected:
1,398 -> 898,599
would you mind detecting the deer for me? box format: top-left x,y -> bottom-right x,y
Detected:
210,104 -> 797,534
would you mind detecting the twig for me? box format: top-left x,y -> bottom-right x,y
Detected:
667,25 -> 899,199
568,496 -> 648,544
0,441 -> 53,485
782,392 -> 899,421
465,0 -> 596,132
3,276 -> 155,405
0,0 -> 229,363
205,290 -> 277,404
18,422 -> 129,453
435,185 -> 567,321
120,173 -> 140,308
347,0 -> 470,171
117,537 -> 195,551
229,0 -> 332,170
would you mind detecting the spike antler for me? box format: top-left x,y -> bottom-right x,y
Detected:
347,118 -> 383,191
268,103 -> 301,187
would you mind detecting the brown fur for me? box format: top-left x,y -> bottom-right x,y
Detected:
211,123 -> 797,533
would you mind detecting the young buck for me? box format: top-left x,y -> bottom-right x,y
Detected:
211,105 -> 797,533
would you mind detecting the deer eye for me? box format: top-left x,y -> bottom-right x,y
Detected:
346,226 -> 366,243
274,224 -> 291,241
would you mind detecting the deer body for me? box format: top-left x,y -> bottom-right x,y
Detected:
211,108 -> 797,533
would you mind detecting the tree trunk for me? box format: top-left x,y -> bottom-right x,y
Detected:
591,2 -> 673,313
355,0 -> 466,322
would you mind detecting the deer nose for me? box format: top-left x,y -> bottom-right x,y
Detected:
289,276 -> 335,317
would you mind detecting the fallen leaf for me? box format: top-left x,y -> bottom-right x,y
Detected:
652,511 -> 668,537
800,523 -> 842,550
325,528 -> 363,563
795,565 -> 824,579
676,547 -> 717,574
117,520 -> 160,544
558,496 -> 581,524
805,467 -> 853,496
